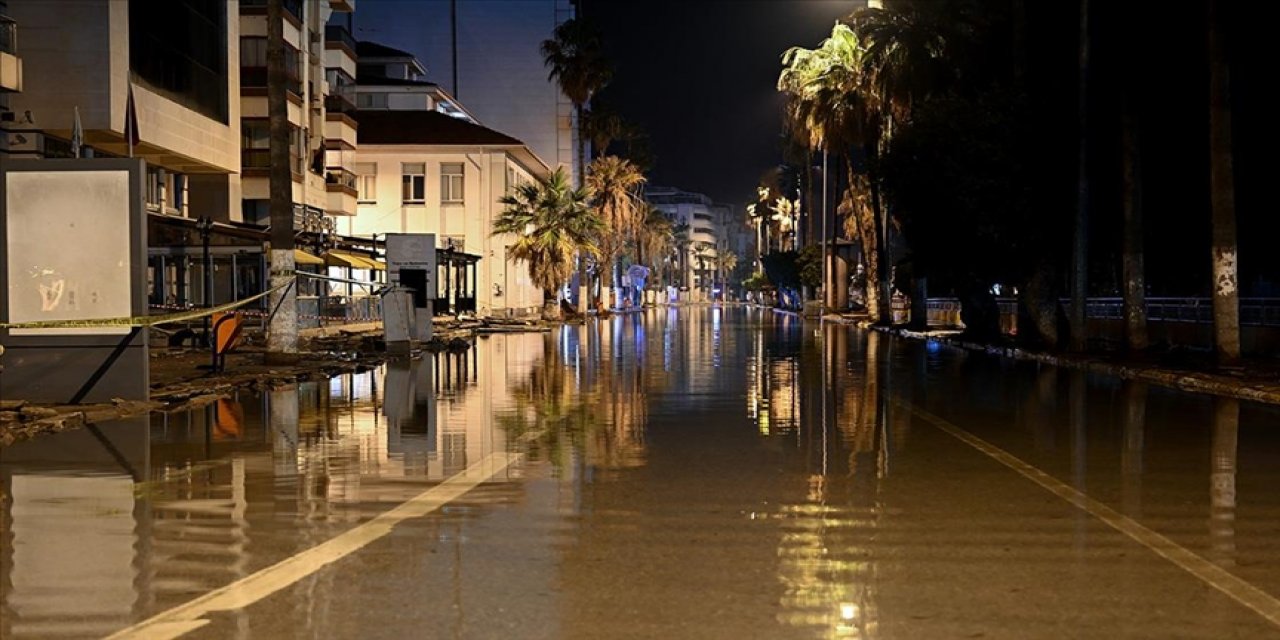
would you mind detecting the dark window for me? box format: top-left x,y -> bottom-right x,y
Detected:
129,0 -> 229,123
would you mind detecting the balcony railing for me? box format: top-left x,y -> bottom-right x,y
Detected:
326,168 -> 357,191
325,25 -> 357,53
0,15 -> 17,55
325,91 -> 356,116
241,67 -> 304,96
240,0 -> 303,21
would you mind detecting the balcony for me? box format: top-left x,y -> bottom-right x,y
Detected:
0,15 -> 20,93
325,25 -> 357,57
0,15 -> 16,54
240,0 -> 303,22
326,168 -> 357,193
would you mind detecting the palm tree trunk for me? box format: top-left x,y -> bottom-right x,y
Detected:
1069,0 -> 1091,352
852,171 -> 881,321
266,0 -> 298,362
1208,0 -> 1240,366
1121,96 -> 1149,352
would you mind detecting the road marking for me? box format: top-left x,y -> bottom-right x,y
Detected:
901,401 -> 1280,629
106,452 -> 522,640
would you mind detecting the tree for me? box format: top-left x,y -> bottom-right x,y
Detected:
850,0 -> 972,329
778,23 -> 884,321
265,0 -> 297,362
541,18 -> 612,187
586,156 -> 647,308
1120,92 -> 1148,352
492,168 -> 602,320
1068,0 -> 1092,352
1207,0 -> 1240,365
582,106 -> 634,160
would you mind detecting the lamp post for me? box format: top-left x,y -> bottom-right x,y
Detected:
197,215 -> 214,344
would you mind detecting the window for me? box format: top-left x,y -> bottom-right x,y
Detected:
357,92 -> 388,109
355,163 -> 377,203
441,163 -> 464,204
402,163 -> 425,204
129,0 -> 229,122
240,37 -> 267,67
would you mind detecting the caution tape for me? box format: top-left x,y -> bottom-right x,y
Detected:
0,284 -> 292,330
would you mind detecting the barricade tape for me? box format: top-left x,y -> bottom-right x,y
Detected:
0,284 -> 291,330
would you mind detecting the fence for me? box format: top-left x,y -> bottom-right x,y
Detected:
924,296 -> 1280,330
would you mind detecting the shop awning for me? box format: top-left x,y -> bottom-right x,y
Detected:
324,250 -> 381,270
294,249 -> 325,266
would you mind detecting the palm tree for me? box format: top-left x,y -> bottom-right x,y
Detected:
541,18 -> 612,187
778,22 -> 884,321
637,204 -> 674,301
1208,0 -> 1239,366
492,168 -> 602,320
1120,92 -> 1148,352
582,107 -> 632,160
1069,0 -> 1092,352
586,156 -> 647,309
850,1 -> 965,329
719,250 -> 740,298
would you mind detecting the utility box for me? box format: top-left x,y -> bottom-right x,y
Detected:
0,158 -> 150,404
385,233 -> 436,342
381,286 -> 416,355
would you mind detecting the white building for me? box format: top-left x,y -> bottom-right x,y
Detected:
343,109 -> 551,318
353,0 -> 579,184
647,186 -> 722,299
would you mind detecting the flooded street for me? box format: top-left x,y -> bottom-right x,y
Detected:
5,306 -> 1280,639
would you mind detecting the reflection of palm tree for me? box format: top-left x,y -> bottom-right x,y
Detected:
492,168 -> 601,319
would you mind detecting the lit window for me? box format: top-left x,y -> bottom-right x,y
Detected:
402,163 -> 425,204
355,163 -> 377,203
441,163 -> 464,204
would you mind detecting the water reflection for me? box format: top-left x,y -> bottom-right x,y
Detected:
4,308 -> 1280,638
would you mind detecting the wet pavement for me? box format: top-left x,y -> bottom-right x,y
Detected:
4,305 -> 1280,639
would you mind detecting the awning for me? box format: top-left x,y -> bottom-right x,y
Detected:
324,250 -> 381,270
294,249 -> 325,266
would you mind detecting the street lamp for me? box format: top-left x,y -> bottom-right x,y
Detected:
196,216 -> 214,345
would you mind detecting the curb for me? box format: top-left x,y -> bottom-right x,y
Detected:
865,323 -> 1280,407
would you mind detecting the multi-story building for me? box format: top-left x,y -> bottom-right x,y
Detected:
237,0 -> 353,232
0,2 -> 23,148
646,186 -> 722,300
5,0 -> 247,308
353,0 -> 579,184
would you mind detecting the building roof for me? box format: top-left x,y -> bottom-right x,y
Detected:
356,110 -> 523,146
356,41 -> 416,59
357,75 -> 440,88
354,110 -> 551,178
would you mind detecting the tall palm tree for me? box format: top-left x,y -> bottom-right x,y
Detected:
1207,0 -> 1239,365
492,168 -> 602,320
582,107 -> 632,160
587,156 -> 647,309
850,0 -> 964,329
637,204 -> 674,299
778,22 -> 883,320
1069,0 -> 1092,352
541,18 -> 612,187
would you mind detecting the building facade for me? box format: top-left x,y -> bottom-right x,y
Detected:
346,109 -> 550,318
646,186 -> 725,299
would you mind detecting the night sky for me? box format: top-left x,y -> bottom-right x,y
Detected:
585,1 -> 866,205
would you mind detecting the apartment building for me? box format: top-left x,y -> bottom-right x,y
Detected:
646,186 -> 722,299
238,0 -> 356,232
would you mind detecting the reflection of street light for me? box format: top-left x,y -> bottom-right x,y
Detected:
197,216 -> 214,343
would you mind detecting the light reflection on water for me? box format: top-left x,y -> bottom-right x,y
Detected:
3,307 -> 1280,638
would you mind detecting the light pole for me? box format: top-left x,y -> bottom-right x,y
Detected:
197,215 -> 214,344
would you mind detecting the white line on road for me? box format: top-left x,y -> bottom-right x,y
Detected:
902,401 -> 1280,629
105,452 -> 523,640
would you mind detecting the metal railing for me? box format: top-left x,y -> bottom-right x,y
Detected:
324,25 -> 357,53
924,296 -> 1280,328
326,168 -> 357,190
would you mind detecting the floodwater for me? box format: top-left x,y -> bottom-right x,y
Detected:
4,306 -> 1280,639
